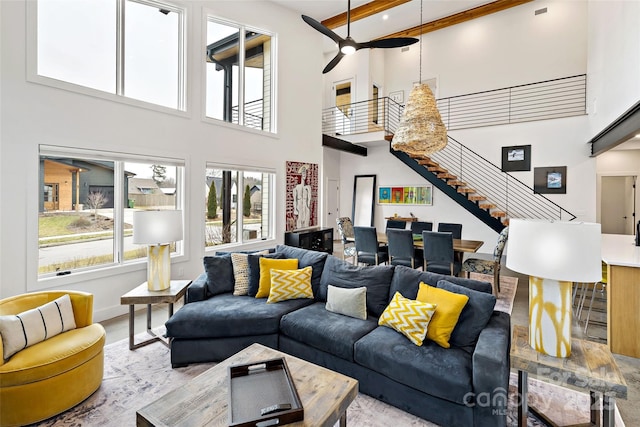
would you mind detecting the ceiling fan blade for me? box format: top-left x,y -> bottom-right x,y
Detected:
323,52 -> 345,74
361,37 -> 419,49
301,15 -> 343,44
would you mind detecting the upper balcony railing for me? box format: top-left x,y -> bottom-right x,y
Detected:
436,74 -> 587,130
322,74 -> 587,136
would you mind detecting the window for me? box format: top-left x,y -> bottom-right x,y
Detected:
35,0 -> 185,110
205,166 -> 274,248
38,146 -> 184,277
206,17 -> 276,132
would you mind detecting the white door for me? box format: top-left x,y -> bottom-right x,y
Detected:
601,175 -> 637,234
326,178 -> 340,238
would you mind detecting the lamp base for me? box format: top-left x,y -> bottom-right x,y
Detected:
147,244 -> 171,291
529,276 -> 572,357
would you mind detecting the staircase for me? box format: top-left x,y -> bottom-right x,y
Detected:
387,134 -> 576,232
321,75 -> 583,229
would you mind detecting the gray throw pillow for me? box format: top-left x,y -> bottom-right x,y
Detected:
325,285 -> 367,320
203,255 -> 234,296
437,279 -> 496,350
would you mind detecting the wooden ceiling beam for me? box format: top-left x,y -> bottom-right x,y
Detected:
379,0 -> 534,39
321,0 -> 412,29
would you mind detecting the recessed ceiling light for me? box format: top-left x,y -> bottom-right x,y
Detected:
382,14 -> 389,20
636,134 -> 640,138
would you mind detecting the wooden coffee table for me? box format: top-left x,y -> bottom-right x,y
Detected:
136,343 -> 359,427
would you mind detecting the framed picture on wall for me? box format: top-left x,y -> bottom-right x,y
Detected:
378,185 -> 432,205
501,145 -> 531,172
534,166 -> 567,194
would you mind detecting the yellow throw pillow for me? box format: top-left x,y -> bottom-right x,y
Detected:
267,266 -> 314,303
255,258 -> 299,298
378,291 -> 437,346
417,282 -> 469,348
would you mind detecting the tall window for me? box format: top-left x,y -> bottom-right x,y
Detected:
35,0 -> 186,110
205,166 -> 274,248
38,146 -> 184,277
206,17 -> 275,132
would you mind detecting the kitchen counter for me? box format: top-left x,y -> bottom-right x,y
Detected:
601,234 -> 640,358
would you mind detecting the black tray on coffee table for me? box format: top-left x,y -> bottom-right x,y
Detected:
228,357 -> 304,427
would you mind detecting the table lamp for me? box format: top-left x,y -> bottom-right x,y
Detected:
506,218 -> 601,357
133,210 -> 183,291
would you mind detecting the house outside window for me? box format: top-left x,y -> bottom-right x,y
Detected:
205,16 -> 276,133
38,146 -> 184,278
32,0 -> 186,111
205,166 -> 274,248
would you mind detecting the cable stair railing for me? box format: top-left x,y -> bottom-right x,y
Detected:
321,75 -> 582,231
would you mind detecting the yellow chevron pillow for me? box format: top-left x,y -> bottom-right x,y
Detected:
267,266 -> 314,303
378,292 -> 437,346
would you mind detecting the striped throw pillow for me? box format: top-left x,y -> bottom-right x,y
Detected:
378,291 -> 437,346
267,266 -> 314,303
0,294 -> 76,360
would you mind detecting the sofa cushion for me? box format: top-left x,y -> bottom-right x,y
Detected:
325,285 -> 367,320
354,326 -> 474,405
247,252 -> 285,297
275,245 -> 328,295
231,251 -> 269,296
319,256 -> 394,317
0,294 -> 77,360
280,303 -> 377,361
437,280 -> 497,350
203,255 -> 234,296
165,294 -> 314,339
378,292 -> 437,346
417,282 -> 469,348
389,265 -> 492,301
267,267 -> 314,303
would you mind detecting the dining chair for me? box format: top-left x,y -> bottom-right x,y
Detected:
437,222 -> 462,239
354,226 -> 389,266
462,226 -> 508,295
386,219 -> 407,230
410,221 -> 433,235
336,217 -> 356,264
386,228 -> 421,269
422,231 -> 461,276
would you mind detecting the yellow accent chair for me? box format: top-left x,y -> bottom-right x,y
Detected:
0,291 -> 106,426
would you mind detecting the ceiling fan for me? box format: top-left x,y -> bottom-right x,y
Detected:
302,0 -> 419,74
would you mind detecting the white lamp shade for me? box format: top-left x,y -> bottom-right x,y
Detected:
506,218 -> 602,283
133,210 -> 183,245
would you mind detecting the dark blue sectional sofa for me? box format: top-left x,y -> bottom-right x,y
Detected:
165,245 -> 511,427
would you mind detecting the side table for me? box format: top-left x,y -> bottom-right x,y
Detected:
511,325 -> 627,427
120,280 -> 191,350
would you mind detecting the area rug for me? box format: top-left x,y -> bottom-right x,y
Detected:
31,333 -> 623,427
469,272 -> 518,314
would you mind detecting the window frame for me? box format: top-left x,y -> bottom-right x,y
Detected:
204,162 -> 276,253
30,145 -> 187,291
202,12 -> 278,134
26,0 -> 189,115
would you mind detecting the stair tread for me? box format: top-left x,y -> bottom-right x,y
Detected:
479,204 -> 497,209
468,195 -> 487,201
428,166 -> 447,172
418,159 -> 439,167
438,173 -> 457,180
457,188 -> 476,193
448,180 -> 467,186
491,211 -> 507,217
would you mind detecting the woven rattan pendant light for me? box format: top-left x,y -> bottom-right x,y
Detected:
391,0 -> 447,156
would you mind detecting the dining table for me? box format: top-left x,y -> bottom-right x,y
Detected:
375,232 -> 484,254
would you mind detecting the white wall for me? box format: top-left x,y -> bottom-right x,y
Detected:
587,0 -> 640,135
0,1 -> 324,320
